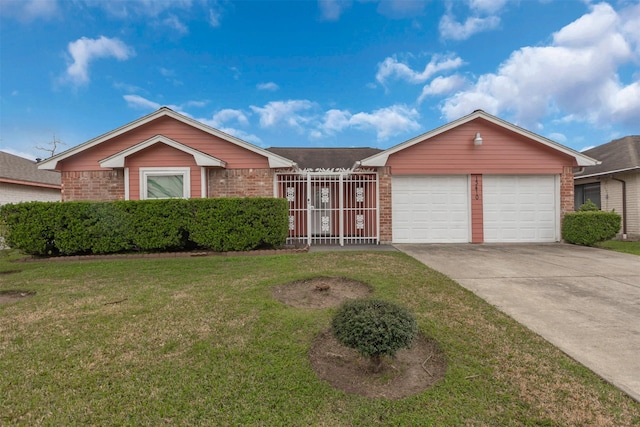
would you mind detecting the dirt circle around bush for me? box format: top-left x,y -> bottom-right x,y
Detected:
272,276 -> 373,309
0,290 -> 35,305
309,329 -> 447,400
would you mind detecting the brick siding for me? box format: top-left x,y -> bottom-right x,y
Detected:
61,170 -> 125,201
208,168 -> 275,197
560,166 -> 574,221
378,167 -> 392,243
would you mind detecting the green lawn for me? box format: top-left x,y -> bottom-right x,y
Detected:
1,250 -> 639,426
596,240 -> 640,255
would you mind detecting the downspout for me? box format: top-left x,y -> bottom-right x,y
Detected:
611,176 -> 627,240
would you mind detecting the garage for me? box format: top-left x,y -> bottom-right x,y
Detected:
392,175 -> 469,243
483,175 -> 558,242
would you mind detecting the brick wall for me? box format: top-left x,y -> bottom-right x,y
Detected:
62,170 -> 125,201
560,166 -> 574,221
208,168 -> 275,197
378,167 -> 392,243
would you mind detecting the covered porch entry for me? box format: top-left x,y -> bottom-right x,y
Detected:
275,170 -> 379,246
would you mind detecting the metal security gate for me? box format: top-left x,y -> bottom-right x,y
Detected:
275,170 -> 379,246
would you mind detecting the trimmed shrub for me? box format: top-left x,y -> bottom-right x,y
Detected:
188,198 -> 289,252
562,210 -> 621,246
0,198 -> 289,256
332,299 -> 418,372
578,199 -> 599,212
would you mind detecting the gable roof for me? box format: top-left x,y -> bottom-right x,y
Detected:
100,135 -> 226,168
0,151 -> 61,188
267,147 -> 383,169
38,107 -> 297,170
574,135 -> 640,179
360,110 -> 599,167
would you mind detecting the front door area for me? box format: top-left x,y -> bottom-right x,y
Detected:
276,171 -> 379,246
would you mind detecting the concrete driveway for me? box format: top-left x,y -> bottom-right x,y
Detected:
395,243 -> 640,402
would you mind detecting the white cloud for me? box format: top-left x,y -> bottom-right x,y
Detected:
0,0 -> 59,21
440,2 -> 640,129
257,82 -> 280,91
65,36 -> 134,86
217,128 -> 262,145
250,100 -> 316,129
314,105 -> 421,141
318,0 -> 351,21
418,75 -> 467,103
321,109 -> 352,134
348,105 -> 420,140
376,54 -> 464,85
468,0 -> 508,14
209,7 -> 222,27
439,14 -> 500,41
124,94 -> 162,110
548,132 -> 567,143
205,109 -> 250,128
162,15 -> 188,34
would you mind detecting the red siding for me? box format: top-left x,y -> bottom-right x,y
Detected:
470,174 -> 484,243
58,116 -> 270,172
387,119 -> 576,175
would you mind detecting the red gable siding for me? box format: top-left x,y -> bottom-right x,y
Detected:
387,118 -> 576,175
58,116 -> 270,171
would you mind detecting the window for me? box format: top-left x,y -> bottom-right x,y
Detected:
140,168 -> 190,200
574,182 -> 601,210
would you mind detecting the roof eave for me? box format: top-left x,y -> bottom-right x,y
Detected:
574,166 -> 640,180
38,107 -> 297,170
360,110 -> 600,167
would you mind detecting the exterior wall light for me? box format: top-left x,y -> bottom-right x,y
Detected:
473,132 -> 483,146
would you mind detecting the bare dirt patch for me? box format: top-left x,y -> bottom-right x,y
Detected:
310,330 -> 447,400
0,290 -> 35,305
272,277 -> 373,309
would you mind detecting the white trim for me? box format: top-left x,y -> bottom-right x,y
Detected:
124,167 -> 130,200
38,107 -> 297,170
139,167 -> 191,200
555,174 -> 561,242
574,166 -> 640,180
200,167 -> 206,198
99,135 -> 225,168
360,110 -> 599,168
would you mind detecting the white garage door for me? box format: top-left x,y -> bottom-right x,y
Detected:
392,176 -> 469,243
483,175 -> 558,242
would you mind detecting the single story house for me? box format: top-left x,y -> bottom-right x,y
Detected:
38,107 -> 597,245
0,151 -> 61,206
574,136 -> 640,239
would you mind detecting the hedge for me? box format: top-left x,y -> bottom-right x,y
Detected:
0,198 -> 289,256
562,210 -> 621,246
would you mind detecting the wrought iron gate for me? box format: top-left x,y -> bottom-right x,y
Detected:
275,170 -> 379,246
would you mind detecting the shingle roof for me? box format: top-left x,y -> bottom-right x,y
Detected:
575,136 -> 640,178
0,151 -> 61,186
266,147 -> 383,169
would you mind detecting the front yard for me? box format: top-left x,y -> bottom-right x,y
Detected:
1,250 -> 638,425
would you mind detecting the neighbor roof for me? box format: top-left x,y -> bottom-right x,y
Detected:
37,107 -> 297,170
0,151 -> 61,188
360,110 -> 599,167
574,136 -> 640,179
267,147 -> 383,169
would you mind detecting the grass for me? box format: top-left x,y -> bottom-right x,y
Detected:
596,240 -> 640,255
1,249 -> 639,426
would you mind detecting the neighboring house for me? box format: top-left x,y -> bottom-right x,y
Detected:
38,107 -> 597,245
574,136 -> 640,239
0,151 -> 61,205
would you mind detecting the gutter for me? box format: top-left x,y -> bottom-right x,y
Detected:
610,176 -> 627,240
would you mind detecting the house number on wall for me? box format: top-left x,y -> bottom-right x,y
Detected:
475,176 -> 479,200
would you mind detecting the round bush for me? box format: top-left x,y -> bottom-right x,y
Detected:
332,298 -> 418,371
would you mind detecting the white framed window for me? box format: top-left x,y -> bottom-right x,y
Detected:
140,167 -> 191,200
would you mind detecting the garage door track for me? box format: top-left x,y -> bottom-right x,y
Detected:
395,243 -> 640,402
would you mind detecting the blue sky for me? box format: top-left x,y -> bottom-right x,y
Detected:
1,0 -> 639,161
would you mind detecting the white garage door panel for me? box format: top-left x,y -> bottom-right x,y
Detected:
392,176 -> 469,243
484,175 -> 557,242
